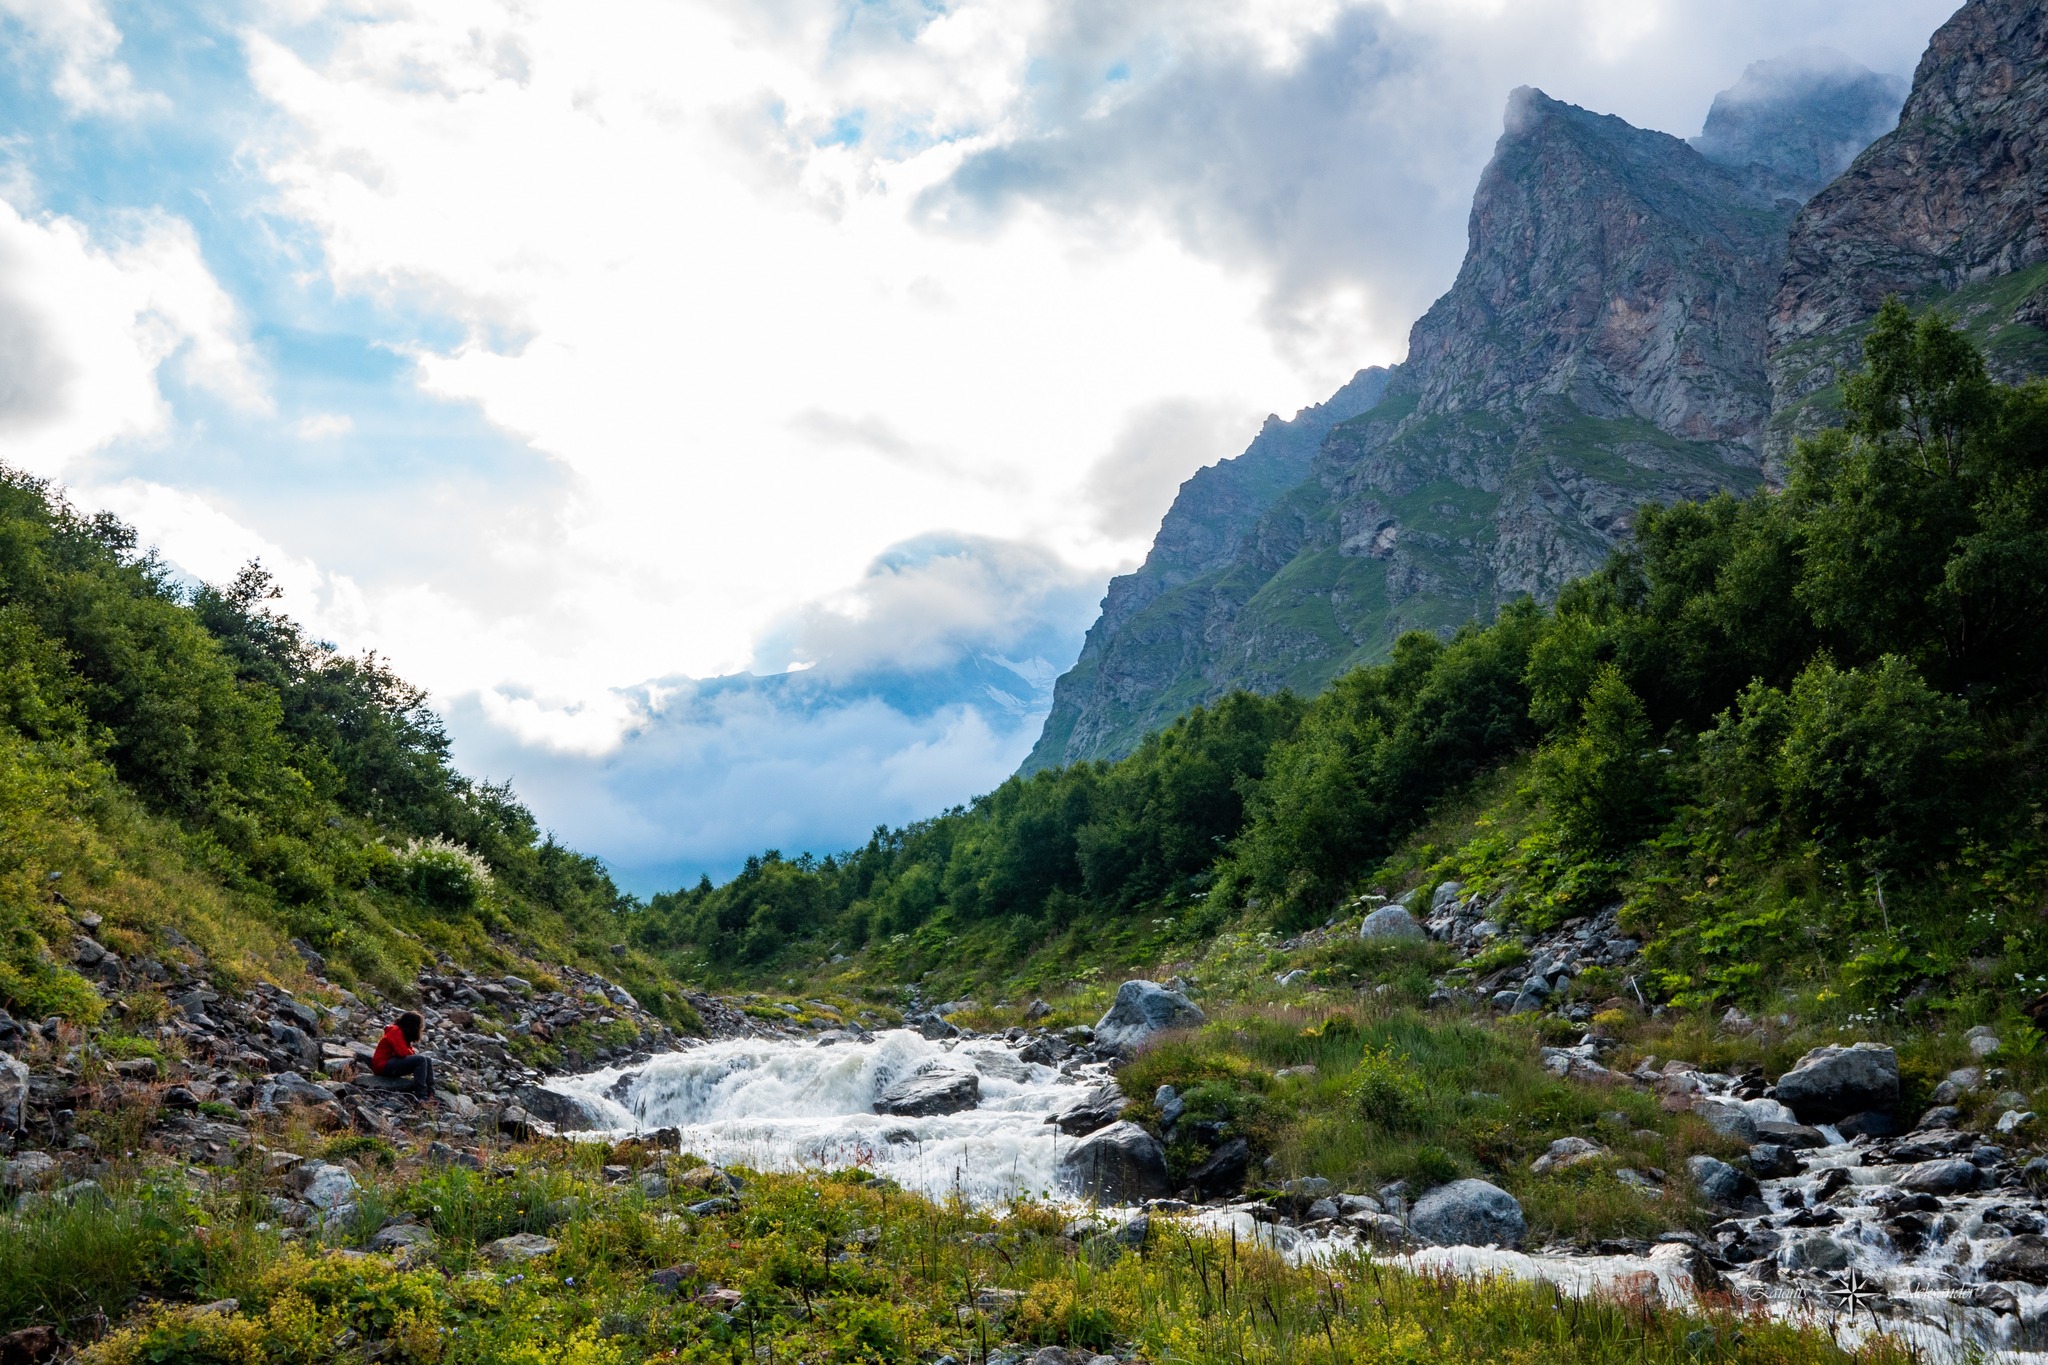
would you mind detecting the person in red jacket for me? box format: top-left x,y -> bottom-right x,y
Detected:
371,1011 -> 435,1100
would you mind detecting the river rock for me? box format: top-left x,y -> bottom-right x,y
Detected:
1360,907 -> 1425,941
1687,1155 -> 1759,1208
1186,1137 -> 1250,1199
1058,1121 -> 1170,1203
1045,1083 -> 1124,1136
1773,1043 -> 1898,1123
1984,1235 -> 2048,1286
1785,1233 -> 1851,1272
1408,1179 -> 1525,1248
875,1067 -> 980,1117
514,1085 -> 597,1132
1836,1110 -> 1903,1139
1755,1120 -> 1828,1149
1747,1143 -> 1803,1179
1093,982 -> 1204,1052
1899,1158 -> 1980,1195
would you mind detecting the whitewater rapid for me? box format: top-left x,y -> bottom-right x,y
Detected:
544,1029 -> 1107,1204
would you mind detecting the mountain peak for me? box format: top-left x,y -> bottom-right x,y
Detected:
1693,49 -> 1908,199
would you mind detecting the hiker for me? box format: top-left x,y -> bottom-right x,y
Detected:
371,1010 -> 436,1101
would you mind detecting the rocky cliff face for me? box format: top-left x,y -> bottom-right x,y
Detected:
1691,51 -> 1908,199
1029,38 -> 1955,772
1029,84 -> 1821,770
1768,0 -> 2048,453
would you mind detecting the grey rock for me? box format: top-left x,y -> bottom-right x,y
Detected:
482,1233 -> 559,1263
1058,1121 -> 1171,1203
1430,881 -> 1464,913
1185,1137 -> 1250,1199
293,1162 -> 358,1210
1687,1155 -> 1759,1207
1747,1143 -> 1803,1179
1784,1233 -> 1851,1272
1045,1083 -> 1125,1137
1986,1234 -> 2048,1286
875,1067 -> 981,1118
1409,1179 -> 1525,1248
1695,1100 -> 1759,1144
1360,907 -> 1425,941
1773,1043 -> 1898,1123
2,1150 -> 58,1190
1093,981 -> 1204,1052
1754,1121 -> 1828,1149
0,1052 -> 27,1133
1154,1085 -> 1184,1128
369,1223 -> 434,1253
1899,1159 -> 1980,1195
515,1085 -> 598,1132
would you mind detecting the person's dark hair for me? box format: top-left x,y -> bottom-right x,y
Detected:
397,1011 -> 424,1044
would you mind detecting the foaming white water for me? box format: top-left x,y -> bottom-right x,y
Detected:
545,1030 -> 1104,1204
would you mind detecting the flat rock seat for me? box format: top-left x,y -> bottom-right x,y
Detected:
352,1073 -> 417,1094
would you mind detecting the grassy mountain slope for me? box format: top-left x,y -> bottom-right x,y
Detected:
0,477 -> 693,1031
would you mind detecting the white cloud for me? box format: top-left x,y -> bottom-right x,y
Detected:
0,0 -> 162,115
0,197 -> 267,479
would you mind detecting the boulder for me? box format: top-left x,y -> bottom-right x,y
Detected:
0,1052 -> 25,1133
1747,1143 -> 1803,1179
1686,1155 -> 1759,1208
482,1233 -> 559,1264
1093,982 -> 1204,1053
369,1222 -> 434,1253
875,1067 -> 981,1117
1772,1043 -> 1898,1123
1754,1120 -> 1828,1149
1185,1137 -> 1250,1199
1836,1110 -> 1903,1139
1531,1137 -> 1606,1174
1430,881 -> 1464,912
2,1150 -> 57,1191
1898,1158 -> 1980,1195
1044,1083 -> 1124,1136
1058,1121 -> 1171,1203
1784,1234 -> 1851,1272
1154,1085 -> 1185,1128
1360,907 -> 1426,941
1409,1179 -> 1524,1247
1694,1100 -> 1759,1144
515,1085 -> 599,1132
1984,1234 -> 2048,1286
292,1162 -> 358,1211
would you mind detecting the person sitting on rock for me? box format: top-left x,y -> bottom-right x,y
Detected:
371,1010 -> 436,1101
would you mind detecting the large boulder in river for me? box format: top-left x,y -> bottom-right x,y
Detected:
875,1067 -> 980,1117
1408,1179 -> 1524,1248
1059,1121 -> 1171,1203
1094,981 -> 1204,1053
1773,1043 -> 1898,1123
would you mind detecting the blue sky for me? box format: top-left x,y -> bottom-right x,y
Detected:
0,0 -> 1959,892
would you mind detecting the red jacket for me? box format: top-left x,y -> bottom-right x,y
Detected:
372,1024 -> 415,1074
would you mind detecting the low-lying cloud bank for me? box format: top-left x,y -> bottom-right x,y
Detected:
445,533 -> 1101,893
